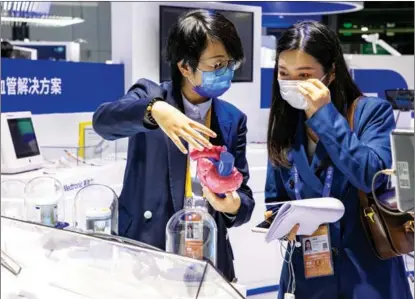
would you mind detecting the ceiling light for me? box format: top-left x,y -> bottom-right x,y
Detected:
361,27 -> 369,32
1,15 -> 84,27
1,1 -> 83,27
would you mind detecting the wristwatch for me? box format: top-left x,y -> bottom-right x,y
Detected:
145,97 -> 164,126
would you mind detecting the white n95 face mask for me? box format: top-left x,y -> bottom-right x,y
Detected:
278,80 -> 309,110
278,74 -> 328,110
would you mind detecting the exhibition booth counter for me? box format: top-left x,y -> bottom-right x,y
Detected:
1,216 -> 247,299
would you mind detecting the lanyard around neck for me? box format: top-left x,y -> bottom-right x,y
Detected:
185,107 -> 212,199
292,164 -> 334,200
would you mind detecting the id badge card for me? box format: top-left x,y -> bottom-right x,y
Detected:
302,224 -> 334,279
184,212 -> 204,260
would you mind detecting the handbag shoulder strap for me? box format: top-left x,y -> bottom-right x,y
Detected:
346,97 -> 369,206
346,96 -> 362,131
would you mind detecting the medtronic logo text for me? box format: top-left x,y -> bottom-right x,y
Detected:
64,178 -> 94,192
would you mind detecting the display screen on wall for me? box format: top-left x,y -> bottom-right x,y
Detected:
26,45 -> 67,61
159,6 -> 254,83
385,89 -> 414,111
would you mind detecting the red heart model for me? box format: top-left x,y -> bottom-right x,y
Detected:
189,146 -> 243,194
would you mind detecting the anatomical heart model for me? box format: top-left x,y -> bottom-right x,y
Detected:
166,146 -> 243,265
189,145 -> 243,195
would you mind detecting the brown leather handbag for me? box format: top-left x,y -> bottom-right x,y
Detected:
347,98 -> 414,260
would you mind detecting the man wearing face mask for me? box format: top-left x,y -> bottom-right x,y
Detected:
93,9 -> 254,281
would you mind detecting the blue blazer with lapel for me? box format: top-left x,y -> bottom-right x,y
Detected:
93,78 -> 255,281
265,98 -> 412,299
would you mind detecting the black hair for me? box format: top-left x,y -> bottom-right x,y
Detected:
1,41 -> 14,58
267,21 -> 362,168
166,9 -> 244,97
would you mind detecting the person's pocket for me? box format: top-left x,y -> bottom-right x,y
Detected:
118,205 -> 133,237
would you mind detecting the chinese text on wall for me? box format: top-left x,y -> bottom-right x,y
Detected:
1,77 -> 62,96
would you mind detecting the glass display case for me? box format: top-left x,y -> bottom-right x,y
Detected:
73,184 -> 118,234
1,179 -> 26,219
1,216 -> 245,299
40,139 -> 128,168
24,176 -> 65,227
166,196 -> 217,265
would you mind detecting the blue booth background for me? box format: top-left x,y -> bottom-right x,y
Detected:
1,59 -> 125,114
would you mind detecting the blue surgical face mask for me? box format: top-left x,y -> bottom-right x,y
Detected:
190,67 -> 235,98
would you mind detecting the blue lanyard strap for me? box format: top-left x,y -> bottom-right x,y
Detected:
292,165 -> 334,200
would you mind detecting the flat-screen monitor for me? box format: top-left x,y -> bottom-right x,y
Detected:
24,45 -> 66,61
12,46 -> 38,60
159,6 -> 254,83
1,111 -> 43,174
7,118 -> 40,159
385,89 -> 414,111
10,41 -> 80,62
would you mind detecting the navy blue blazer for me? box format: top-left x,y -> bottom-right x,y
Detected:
93,79 -> 254,281
265,98 -> 412,299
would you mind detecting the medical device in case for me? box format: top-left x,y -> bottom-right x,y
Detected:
73,184 -> 118,235
1,111 -> 43,174
166,196 -> 218,266
24,176 -> 66,227
391,128 -> 414,213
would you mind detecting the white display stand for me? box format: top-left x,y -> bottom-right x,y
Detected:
1,160 -> 126,223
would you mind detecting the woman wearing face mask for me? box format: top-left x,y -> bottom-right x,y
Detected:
265,21 -> 412,299
93,9 -> 254,281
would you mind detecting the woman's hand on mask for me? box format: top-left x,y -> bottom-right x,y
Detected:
298,79 -> 331,118
151,101 -> 217,154
202,186 -> 241,215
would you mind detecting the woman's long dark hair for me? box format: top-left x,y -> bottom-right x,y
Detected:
267,21 -> 362,168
